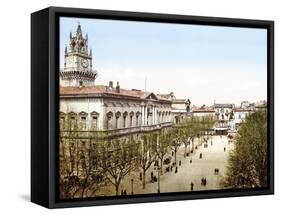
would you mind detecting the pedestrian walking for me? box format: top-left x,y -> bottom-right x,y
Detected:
190,182 -> 194,191
179,160 -> 181,166
224,147 -> 226,152
201,177 -> 207,186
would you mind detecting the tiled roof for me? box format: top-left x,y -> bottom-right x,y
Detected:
60,85 -> 171,102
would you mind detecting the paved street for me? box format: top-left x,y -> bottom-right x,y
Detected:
97,135 -> 234,196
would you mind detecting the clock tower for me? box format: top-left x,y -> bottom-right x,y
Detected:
60,21 -> 97,87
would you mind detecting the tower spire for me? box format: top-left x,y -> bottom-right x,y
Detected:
76,21 -> 82,37
61,22 -> 97,87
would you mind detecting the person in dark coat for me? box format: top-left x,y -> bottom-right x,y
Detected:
190,182 -> 194,191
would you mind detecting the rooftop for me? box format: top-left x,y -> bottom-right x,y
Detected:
60,85 -> 172,103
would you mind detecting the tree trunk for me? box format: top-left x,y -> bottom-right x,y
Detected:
115,183 -> 119,196
160,158 -> 163,175
81,184 -> 86,198
142,170 -> 146,189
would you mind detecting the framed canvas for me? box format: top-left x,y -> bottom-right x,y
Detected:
31,7 -> 274,208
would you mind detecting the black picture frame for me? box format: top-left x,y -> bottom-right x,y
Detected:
31,6 -> 274,208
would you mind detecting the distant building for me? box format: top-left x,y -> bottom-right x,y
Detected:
171,98 -> 191,124
191,106 -> 215,118
213,103 -> 234,135
255,100 -> 267,111
233,108 -> 255,129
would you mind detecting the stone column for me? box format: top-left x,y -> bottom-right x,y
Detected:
145,107 -> 148,126
144,106 -> 147,126
141,106 -> 145,126
154,106 -> 157,124
152,106 -> 155,125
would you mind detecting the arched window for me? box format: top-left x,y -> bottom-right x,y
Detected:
59,112 -> 66,130
68,112 -> 77,131
79,111 -> 88,130
106,112 -> 113,130
129,111 -> 134,127
123,111 -> 128,128
175,116 -> 179,124
136,111 -> 141,126
90,111 -> 99,130
115,111 -> 121,129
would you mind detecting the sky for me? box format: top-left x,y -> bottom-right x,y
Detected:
60,17 -> 267,106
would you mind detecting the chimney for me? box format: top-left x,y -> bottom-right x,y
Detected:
116,81 -> 120,93
109,81 -> 113,89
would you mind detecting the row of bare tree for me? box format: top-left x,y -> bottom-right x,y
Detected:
59,115 -> 215,199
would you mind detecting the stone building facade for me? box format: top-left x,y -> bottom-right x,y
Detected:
59,22 -> 175,136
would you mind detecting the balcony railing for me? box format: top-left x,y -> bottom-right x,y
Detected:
60,122 -> 173,139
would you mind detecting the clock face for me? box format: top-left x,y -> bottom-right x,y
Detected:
81,59 -> 89,68
66,58 -> 73,65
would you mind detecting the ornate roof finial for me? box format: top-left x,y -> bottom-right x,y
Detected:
89,48 -> 92,56
65,45 -> 67,54
76,21 -> 82,37
69,32 -> 72,39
